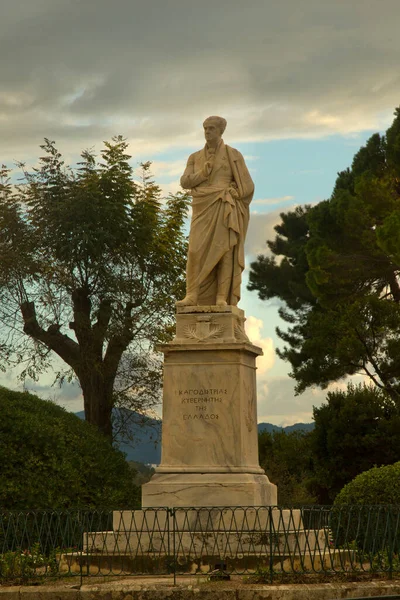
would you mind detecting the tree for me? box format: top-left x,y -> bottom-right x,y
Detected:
248,107 -> 400,398
0,387 -> 139,509
0,138 -> 189,437
309,384 -> 400,504
258,428 -> 316,505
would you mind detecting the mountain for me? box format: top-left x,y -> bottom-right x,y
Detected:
75,409 -> 162,464
75,409 -> 314,465
257,422 -> 314,434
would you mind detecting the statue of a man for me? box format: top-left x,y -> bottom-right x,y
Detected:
177,116 -> 254,307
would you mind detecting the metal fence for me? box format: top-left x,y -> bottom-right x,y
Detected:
0,505 -> 399,583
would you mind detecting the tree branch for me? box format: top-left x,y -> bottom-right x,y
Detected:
21,301 -> 80,369
354,326 -> 386,387
103,302 -> 134,380
92,297 -> 112,351
69,286 -> 92,347
388,270 -> 400,303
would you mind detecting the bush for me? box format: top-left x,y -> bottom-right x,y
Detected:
0,387 -> 140,510
331,462 -> 400,555
334,462 -> 400,505
0,542 -> 58,582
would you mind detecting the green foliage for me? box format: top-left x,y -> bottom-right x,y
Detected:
0,543 -> 58,582
332,464 -> 400,555
248,107 -> 400,398
310,384 -> 400,504
0,138 -> 190,437
258,429 -> 316,504
335,462 -> 400,505
0,387 -> 139,509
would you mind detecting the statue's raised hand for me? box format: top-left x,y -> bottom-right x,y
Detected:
203,156 -> 215,177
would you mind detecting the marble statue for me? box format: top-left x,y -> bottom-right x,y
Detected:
140,118 -> 278,509
177,116 -> 254,307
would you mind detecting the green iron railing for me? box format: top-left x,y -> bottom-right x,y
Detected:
0,505 -> 399,583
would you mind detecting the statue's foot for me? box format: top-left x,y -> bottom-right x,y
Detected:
216,296 -> 228,306
176,295 -> 198,307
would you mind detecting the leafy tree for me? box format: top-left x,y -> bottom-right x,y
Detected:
248,107 -> 400,398
0,387 -> 139,509
0,138 -> 189,437
258,428 -> 316,505
310,384 -> 400,504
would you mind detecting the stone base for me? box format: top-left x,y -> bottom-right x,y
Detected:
81,508 -> 330,561
83,528 -> 327,557
113,507 -> 303,532
142,472 -> 277,508
77,508 -> 333,575
173,305 -> 249,344
144,305 -> 277,509
63,546 -> 346,575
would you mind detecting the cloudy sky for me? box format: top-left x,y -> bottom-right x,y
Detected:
2,0 -> 400,425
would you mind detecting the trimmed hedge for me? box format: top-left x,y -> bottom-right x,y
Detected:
335,462 -> 400,505
332,462 -> 400,553
0,387 -> 140,509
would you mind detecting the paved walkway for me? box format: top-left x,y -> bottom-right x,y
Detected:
1,578 -> 400,600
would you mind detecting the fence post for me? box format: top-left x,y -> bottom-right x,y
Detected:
388,508 -> 393,580
167,508 -> 176,585
269,506 -> 274,584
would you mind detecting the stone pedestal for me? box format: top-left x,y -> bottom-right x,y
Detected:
142,306 -> 277,507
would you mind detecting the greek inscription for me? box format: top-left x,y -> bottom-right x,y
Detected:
175,387 -> 229,421
181,397 -> 222,404
175,388 -> 228,396
183,414 -> 219,420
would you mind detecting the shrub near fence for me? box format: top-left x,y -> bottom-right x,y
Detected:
0,506 -> 399,584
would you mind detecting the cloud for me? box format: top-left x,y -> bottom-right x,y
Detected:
158,179 -> 183,198
257,376 -> 319,426
147,160 -> 187,197
245,315 -> 275,374
23,379 -> 83,410
257,373 -> 368,427
0,365 -> 84,413
252,195 -> 295,206
1,0 -> 400,164
150,160 -> 187,180
245,206 -> 296,259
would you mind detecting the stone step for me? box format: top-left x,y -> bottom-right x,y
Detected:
112,507 -> 306,533
60,548 -> 351,576
83,528 -> 329,555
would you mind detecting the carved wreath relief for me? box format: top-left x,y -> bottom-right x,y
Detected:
184,316 -> 224,342
234,322 -> 249,342
181,315 -> 249,343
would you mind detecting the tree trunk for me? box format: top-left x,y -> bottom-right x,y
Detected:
80,373 -> 114,439
21,295 -> 134,440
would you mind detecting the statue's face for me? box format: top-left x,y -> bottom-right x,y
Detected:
203,121 -> 222,145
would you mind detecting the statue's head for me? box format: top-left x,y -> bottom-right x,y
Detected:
203,116 -> 227,135
203,116 -> 227,144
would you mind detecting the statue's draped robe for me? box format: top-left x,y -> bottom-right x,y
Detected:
180,141 -> 254,305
